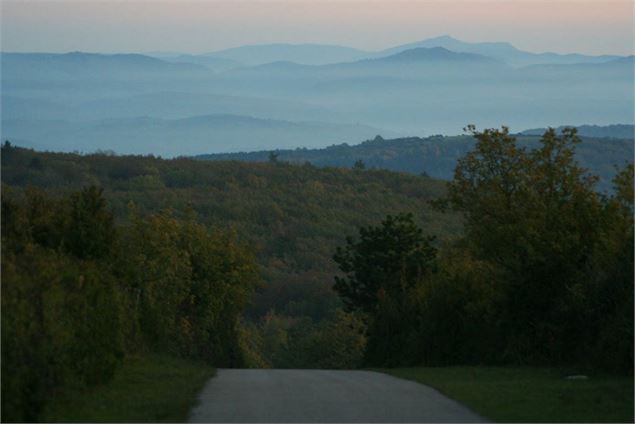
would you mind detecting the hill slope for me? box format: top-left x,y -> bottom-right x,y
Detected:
372,46 -> 499,64
521,124 -> 634,139
197,130 -> 634,192
1,52 -> 210,80
1,144 -> 458,320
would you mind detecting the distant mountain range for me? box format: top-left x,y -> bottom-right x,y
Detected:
3,114 -> 396,157
148,35 -> 623,68
158,54 -> 243,72
377,35 -> 621,67
201,43 -> 371,66
1,35 -> 633,154
140,35 -> 620,71
1,52 -> 209,80
371,46 -> 499,64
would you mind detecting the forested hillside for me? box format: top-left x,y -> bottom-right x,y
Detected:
520,124 -> 634,139
0,142 -> 456,274
1,142 -> 457,370
197,132 -> 633,192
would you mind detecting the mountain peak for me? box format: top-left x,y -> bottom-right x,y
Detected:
424,35 -> 459,43
378,46 -> 496,63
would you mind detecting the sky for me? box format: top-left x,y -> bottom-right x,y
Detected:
1,0 -> 634,56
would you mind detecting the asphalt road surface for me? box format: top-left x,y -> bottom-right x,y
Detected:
188,369 -> 488,423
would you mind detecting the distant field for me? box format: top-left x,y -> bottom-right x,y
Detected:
380,367 -> 634,423
42,355 -> 214,423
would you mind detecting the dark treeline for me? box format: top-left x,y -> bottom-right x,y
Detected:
1,186 -> 257,421
334,127 -> 633,372
197,133 -> 633,193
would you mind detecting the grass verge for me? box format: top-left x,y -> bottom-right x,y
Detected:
42,354 -> 215,422
379,366 -> 634,423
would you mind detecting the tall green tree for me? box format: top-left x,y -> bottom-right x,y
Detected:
583,164 -> 634,371
446,126 -> 611,364
333,213 -> 437,315
1,187 -> 123,422
333,213 -> 437,365
64,186 -> 115,259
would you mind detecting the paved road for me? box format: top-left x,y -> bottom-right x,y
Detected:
188,369 -> 487,423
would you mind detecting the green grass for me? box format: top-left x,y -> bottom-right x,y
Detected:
42,354 -> 215,422
379,366 -> 634,423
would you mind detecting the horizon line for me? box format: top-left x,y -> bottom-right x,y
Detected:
1,34 -> 630,58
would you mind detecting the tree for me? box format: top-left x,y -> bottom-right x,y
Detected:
297,310 -> 366,369
584,164 -> 634,371
64,186 -> 115,260
445,126 -> 607,363
333,213 -> 436,314
1,188 -> 123,421
353,159 -> 366,170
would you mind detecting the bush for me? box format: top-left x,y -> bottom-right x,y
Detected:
1,246 -> 124,422
1,187 -> 259,421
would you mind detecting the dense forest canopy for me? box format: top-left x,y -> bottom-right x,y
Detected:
197,132 -> 633,192
1,141 -> 457,324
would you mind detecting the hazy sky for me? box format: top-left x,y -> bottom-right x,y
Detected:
2,0 -> 633,56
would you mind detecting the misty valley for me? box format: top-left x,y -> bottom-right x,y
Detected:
2,35 -> 633,155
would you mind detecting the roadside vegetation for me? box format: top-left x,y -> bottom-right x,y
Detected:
1,184 -> 256,421
41,355 -> 214,423
380,367 -> 634,423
